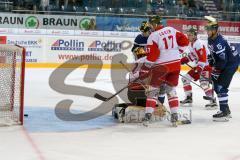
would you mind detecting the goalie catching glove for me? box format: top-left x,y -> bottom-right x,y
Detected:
133,47 -> 147,59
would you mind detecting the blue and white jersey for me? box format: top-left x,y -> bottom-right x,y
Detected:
208,34 -> 240,70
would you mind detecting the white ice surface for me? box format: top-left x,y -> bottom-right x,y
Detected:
1,68 -> 240,160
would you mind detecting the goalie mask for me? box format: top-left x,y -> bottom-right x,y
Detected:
139,21 -> 151,33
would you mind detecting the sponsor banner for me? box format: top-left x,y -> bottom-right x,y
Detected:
0,32 -> 239,67
45,36 -> 134,63
0,13 -> 96,30
167,19 -> 240,36
75,30 -> 104,37
5,35 -> 44,63
46,29 -> 75,36
103,31 -> 135,37
0,28 -> 18,34
18,29 -> 47,35
198,34 -> 240,43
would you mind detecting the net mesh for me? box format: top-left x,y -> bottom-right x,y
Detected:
0,44 -> 25,126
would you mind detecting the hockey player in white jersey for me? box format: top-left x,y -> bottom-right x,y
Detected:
180,28 -> 218,109
138,16 -> 189,126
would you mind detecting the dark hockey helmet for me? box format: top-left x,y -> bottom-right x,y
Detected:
204,16 -> 219,30
139,21 -> 151,32
148,15 -> 162,24
187,27 -> 197,36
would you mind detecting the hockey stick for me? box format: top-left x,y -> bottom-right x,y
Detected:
94,84 -> 130,101
94,60 -> 152,101
179,73 -> 203,89
120,61 -> 203,98
94,62 -> 164,102
120,61 -> 205,91
185,63 -> 212,82
184,63 -> 215,101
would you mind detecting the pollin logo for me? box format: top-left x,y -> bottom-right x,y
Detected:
88,40 -> 121,52
51,39 -> 84,51
25,16 -> 39,29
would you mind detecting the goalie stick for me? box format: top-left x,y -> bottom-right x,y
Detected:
94,71 -> 144,101
94,84 -> 130,101
94,61 -> 146,101
94,61 -> 164,102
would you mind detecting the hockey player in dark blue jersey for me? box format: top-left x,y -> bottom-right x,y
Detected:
204,16 -> 240,121
131,21 -> 151,60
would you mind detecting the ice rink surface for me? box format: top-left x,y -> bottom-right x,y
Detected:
1,68 -> 240,160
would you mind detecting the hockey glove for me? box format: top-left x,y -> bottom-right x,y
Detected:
188,66 -> 203,81
211,68 -> 221,81
207,54 -> 215,67
181,56 -> 189,65
133,47 -> 146,59
139,63 -> 151,80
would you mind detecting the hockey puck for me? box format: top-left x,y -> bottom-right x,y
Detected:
24,114 -> 29,117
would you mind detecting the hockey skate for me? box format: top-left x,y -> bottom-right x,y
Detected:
180,94 -> 192,106
226,108 -> 232,118
213,111 -> 231,122
205,98 -> 218,110
142,113 -> 152,127
171,113 -> 178,127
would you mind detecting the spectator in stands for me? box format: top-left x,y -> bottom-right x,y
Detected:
13,0 -> 24,9
176,0 -> 188,17
40,0 -> 49,11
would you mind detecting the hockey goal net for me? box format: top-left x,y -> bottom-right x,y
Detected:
0,44 -> 25,126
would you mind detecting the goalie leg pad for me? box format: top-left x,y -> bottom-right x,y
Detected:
114,105 -> 167,123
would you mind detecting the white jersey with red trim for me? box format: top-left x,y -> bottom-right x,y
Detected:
187,39 -> 209,69
146,26 -> 189,66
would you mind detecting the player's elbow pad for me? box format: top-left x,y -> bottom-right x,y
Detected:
176,32 -> 189,47
146,41 -> 160,62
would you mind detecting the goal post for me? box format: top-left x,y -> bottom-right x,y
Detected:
0,44 -> 26,126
